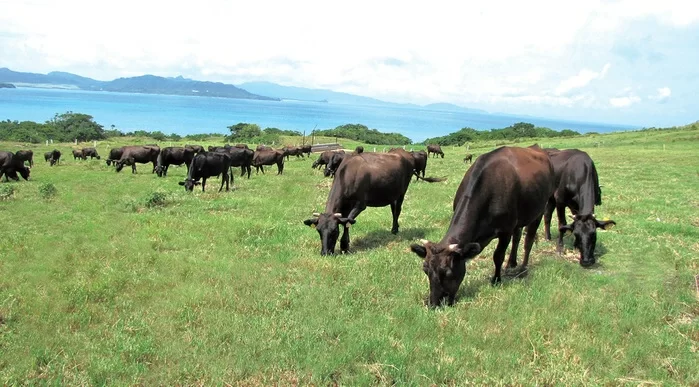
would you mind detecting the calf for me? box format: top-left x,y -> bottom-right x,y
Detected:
304,148 -> 445,255
115,146 -> 160,173
179,152 -> 233,192
410,145 -> 555,307
253,149 -> 285,175
543,148 -> 616,267
0,151 -> 31,181
81,147 -> 100,160
155,146 -> 195,177
463,153 -> 473,163
427,144 -> 444,158
15,150 -> 34,167
106,147 -> 124,167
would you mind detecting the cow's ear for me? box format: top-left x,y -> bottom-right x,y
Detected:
338,217 -> 356,226
178,181 -> 185,186
303,218 -> 319,228
596,219 -> 616,230
559,224 -> 573,236
410,244 -> 427,258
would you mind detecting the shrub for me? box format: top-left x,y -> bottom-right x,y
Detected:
144,191 -> 167,208
38,183 -> 57,200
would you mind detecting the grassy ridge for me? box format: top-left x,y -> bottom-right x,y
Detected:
0,128 -> 698,384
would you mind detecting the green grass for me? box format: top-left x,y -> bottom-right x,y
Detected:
1,128 -> 698,385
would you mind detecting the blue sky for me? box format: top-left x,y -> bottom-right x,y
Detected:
1,0 -> 698,128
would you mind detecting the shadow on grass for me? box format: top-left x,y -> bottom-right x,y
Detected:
352,227 -> 432,252
448,265 -> 532,306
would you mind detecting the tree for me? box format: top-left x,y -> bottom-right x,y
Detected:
46,112 -> 105,142
228,123 -> 262,141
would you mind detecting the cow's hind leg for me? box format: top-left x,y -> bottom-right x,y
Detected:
522,214 -> 543,267
506,227 -> 522,269
491,234 -> 511,285
390,195 -> 405,234
543,197 -> 556,241
556,203 -> 567,254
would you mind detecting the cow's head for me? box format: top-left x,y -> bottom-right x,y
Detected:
18,166 -> 30,180
115,158 -> 133,172
559,214 -> 616,267
178,178 -> 200,191
303,212 -> 356,255
410,239 -> 481,307
155,165 -> 164,177
96,155 -> 101,160
106,160 -> 112,166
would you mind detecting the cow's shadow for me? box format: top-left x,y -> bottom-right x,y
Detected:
450,266 -> 531,305
351,227 -> 431,252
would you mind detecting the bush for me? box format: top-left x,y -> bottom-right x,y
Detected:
144,191 -> 167,208
0,185 -> 15,200
38,183 -> 57,200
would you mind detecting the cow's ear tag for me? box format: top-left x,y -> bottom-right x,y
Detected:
311,224 -> 316,229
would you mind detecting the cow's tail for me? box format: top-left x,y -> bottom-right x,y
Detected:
591,161 -> 602,206
416,175 -> 447,183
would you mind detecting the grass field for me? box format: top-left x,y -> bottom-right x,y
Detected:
1,127 -> 698,385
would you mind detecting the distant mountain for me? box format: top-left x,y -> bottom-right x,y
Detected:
238,81 -> 399,106
423,102 -> 488,114
0,68 -> 277,101
0,82 -> 16,89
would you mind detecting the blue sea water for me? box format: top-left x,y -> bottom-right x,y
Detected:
0,87 -> 637,142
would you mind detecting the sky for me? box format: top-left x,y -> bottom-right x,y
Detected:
1,0 -> 698,128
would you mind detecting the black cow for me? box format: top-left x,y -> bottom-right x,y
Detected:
106,148 -> 124,167
282,146 -> 305,160
427,144 -> 444,158
81,147 -> 100,160
15,150 -> 34,167
324,152 -> 347,177
72,149 -> 85,160
155,147 -> 195,177
543,148 -> 616,267
0,151 -> 31,181
300,145 -> 312,157
44,152 -> 52,162
410,145 -> 555,307
463,153 -> 473,163
312,150 -> 344,170
253,149 -> 285,175
49,149 -> 61,166
185,144 -> 204,154
410,150 -> 428,181
115,146 -> 160,173
209,146 -> 253,178
304,148 -> 445,255
179,152 -> 233,192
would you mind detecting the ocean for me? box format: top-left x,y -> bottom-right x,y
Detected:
0,87 -> 637,142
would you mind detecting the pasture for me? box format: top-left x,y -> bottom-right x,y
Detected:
0,127 -> 698,385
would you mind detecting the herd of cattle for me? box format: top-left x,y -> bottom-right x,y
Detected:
1,141 -> 615,307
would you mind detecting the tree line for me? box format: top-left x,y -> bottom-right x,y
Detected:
422,122 -> 581,146
311,124 -> 413,145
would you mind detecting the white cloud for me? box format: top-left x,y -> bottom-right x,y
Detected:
610,94 -> 642,107
649,87 -> 672,102
555,63 -> 611,95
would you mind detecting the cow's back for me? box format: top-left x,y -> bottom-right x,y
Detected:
550,149 -> 601,208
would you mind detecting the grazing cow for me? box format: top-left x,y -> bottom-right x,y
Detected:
409,145 -> 555,307
179,152 -> 233,192
106,147 -> 124,167
410,150 -> 428,181
256,144 -> 272,151
72,149 -> 85,160
185,144 -> 204,154
463,153 -> 473,163
81,147 -> 100,160
282,146 -> 305,160
44,152 -> 52,162
15,150 -> 33,167
0,151 -> 31,182
304,148 -> 445,255
324,152 -> 347,177
253,149 -> 285,175
49,149 -> 61,166
427,144 -> 444,158
155,146 -> 195,177
300,144 -> 312,157
115,146 -> 160,173
209,146 -> 253,178
543,148 -> 616,267
312,150 -> 344,170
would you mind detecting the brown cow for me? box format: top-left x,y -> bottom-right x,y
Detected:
543,148 -> 615,267
253,149 -> 285,174
410,150 -> 428,181
115,146 -> 160,173
410,145 -> 555,307
81,147 -> 100,160
72,149 -> 85,160
304,148 -> 445,255
427,144 -> 444,158
463,153 -> 473,163
282,146 -> 305,160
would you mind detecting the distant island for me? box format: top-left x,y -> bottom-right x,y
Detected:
0,82 -> 16,89
0,68 -> 278,101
